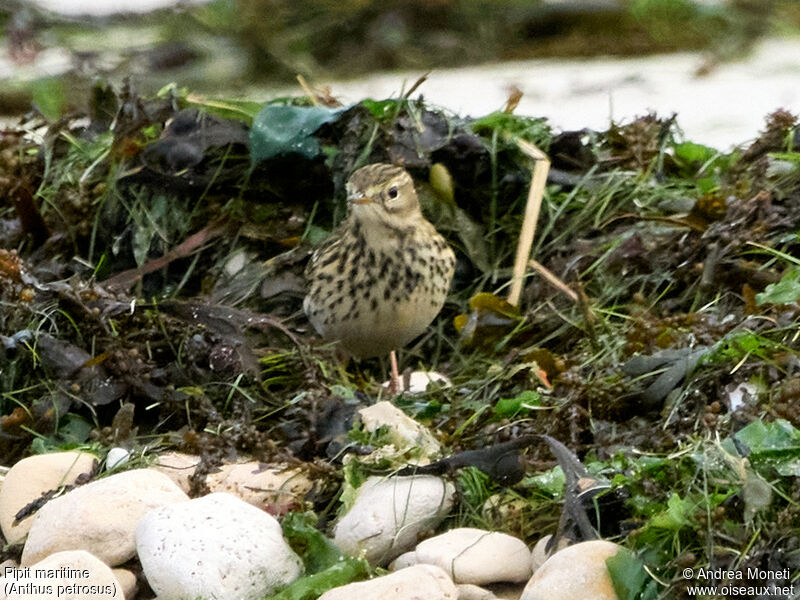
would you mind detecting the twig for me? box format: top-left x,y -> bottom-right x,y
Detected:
104,219 -> 229,290
528,259 -> 578,303
297,75 -> 341,107
508,139 -> 550,307
503,85 -> 523,114
297,75 -> 320,106
403,72 -> 430,99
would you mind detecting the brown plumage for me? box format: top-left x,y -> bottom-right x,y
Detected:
304,163 -> 456,359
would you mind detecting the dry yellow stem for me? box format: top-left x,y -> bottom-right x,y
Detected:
507,139 -> 550,307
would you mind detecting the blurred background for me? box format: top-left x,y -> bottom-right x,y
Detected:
1,0 -> 800,147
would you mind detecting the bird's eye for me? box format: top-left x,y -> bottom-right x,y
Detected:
387,186 -> 399,199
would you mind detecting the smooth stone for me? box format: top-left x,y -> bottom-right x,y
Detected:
530,535 -> 569,573
414,528 -> 532,584
358,401 -> 441,456
0,451 -> 97,544
106,448 -> 130,470
0,550 -> 123,599
136,492 -> 302,600
205,461 -> 312,515
149,452 -> 202,493
530,536 -> 551,574
334,475 -> 455,565
318,564 -> 458,600
21,469 -> 188,566
521,540 -> 622,600
458,583 -> 499,599
111,568 -> 137,599
389,551 -> 418,571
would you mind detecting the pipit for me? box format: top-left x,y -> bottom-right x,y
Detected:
304,163 -> 456,391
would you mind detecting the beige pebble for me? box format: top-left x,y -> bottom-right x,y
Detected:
333,475 -> 455,565
0,452 -> 97,544
414,527 -> 532,585
318,564 -> 458,600
206,461 -> 312,515
359,401 -> 441,456
521,540 -> 622,600
149,452 -> 202,494
21,469 -> 188,566
111,568 -> 137,599
457,583 -> 499,599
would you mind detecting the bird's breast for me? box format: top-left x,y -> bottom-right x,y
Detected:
304,226 -> 455,359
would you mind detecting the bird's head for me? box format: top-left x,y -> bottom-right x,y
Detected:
346,163 -> 422,232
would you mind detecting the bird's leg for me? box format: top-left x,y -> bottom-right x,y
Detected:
389,350 -> 402,395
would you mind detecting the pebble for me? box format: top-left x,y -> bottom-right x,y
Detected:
21,468 -> 188,566
111,568 -> 137,599
457,583 -> 500,600
389,551 -> 418,570
529,534 -> 569,573
521,540 -> 622,600
0,550 -> 123,599
318,564 -> 458,600
358,401 -> 441,457
105,448 -> 130,470
149,452 -> 201,493
412,528 -> 532,585
205,461 -> 312,515
0,451 -> 97,544
333,475 -> 455,565
136,492 -> 302,600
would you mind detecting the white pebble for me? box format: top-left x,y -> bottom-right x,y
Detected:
105,447 -> 131,470
136,492 -> 302,600
334,475 -> 455,565
413,528 -> 532,584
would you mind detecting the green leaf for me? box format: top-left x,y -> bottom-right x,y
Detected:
470,111 -> 552,148
768,151 -> 800,163
30,413 -> 94,454
186,95 -> 264,125
695,176 -> 718,194
32,77 -> 66,121
755,268 -> 800,305
494,390 -> 541,419
304,225 -> 332,246
265,557 -> 370,600
733,418 -> 800,476
525,465 -> 565,497
250,104 -> 344,163
606,548 -> 658,600
361,98 -> 403,121
673,141 -> 716,164
339,460 -> 367,512
281,512 -> 342,574
649,493 -> 692,530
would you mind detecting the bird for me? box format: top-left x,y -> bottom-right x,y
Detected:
304,163 -> 456,392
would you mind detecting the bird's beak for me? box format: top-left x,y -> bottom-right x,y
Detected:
352,195 -> 374,205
